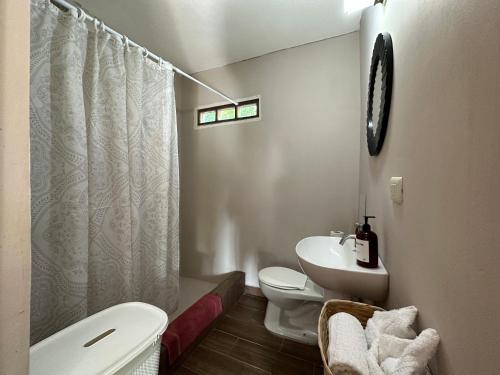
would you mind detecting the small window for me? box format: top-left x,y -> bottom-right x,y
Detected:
217,106 -> 236,121
237,103 -> 258,118
197,98 -> 260,127
199,110 -> 216,124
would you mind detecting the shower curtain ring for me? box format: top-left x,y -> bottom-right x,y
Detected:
77,7 -> 87,21
142,48 -> 150,59
122,36 -> 130,48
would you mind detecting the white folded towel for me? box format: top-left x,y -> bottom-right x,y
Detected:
376,334 -> 414,362
367,329 -> 440,375
328,312 -> 369,375
368,334 -> 412,374
365,306 -> 418,347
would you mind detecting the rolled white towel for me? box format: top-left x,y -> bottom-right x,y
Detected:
368,329 -> 440,375
388,328 -> 440,375
368,334 -> 413,374
380,357 -> 399,373
367,350 -> 385,375
365,306 -> 418,347
376,334 -> 414,363
380,358 -> 433,375
328,312 -> 369,375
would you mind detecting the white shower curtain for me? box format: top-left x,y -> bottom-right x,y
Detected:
30,1 -> 179,344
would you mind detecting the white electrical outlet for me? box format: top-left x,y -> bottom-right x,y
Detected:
390,177 -> 403,204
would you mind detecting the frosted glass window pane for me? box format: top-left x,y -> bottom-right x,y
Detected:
237,103 -> 258,118
200,110 -> 216,124
198,99 -> 259,127
217,107 -> 236,121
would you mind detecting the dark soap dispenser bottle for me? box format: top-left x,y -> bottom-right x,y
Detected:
356,215 -> 378,268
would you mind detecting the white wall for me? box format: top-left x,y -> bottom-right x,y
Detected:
0,0 -> 31,373
359,1 -> 500,374
178,33 -> 360,286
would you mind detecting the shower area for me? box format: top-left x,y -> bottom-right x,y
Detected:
29,1 -> 244,364
29,0 -> 180,344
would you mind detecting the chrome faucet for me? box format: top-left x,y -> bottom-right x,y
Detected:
339,234 -> 357,246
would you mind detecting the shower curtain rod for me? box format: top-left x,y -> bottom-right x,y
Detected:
50,0 -> 239,106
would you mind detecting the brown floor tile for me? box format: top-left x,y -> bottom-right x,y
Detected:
238,294 -> 268,311
216,315 -> 282,350
313,364 -> 325,375
171,294 -> 319,375
172,367 -> 199,375
226,303 -> 266,324
280,339 -> 323,364
231,338 -> 315,375
184,346 -> 270,375
200,329 -> 238,354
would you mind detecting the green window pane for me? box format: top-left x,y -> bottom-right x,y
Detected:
217,107 -> 236,121
237,103 -> 258,118
200,110 -> 216,124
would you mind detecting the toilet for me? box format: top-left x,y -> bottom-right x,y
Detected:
258,266 -> 324,345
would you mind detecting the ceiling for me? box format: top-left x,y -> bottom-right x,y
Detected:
77,0 -> 370,74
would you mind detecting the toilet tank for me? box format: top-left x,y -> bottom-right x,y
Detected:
30,302 -> 168,375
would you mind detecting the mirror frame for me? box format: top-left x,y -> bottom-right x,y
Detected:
367,32 -> 393,156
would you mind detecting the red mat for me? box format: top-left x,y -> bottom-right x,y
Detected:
162,293 -> 223,365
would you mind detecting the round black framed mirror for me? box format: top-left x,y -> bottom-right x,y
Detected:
367,32 -> 393,156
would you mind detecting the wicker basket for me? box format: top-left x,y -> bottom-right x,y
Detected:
318,299 -> 384,375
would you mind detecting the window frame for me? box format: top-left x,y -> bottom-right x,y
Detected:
195,96 -> 261,128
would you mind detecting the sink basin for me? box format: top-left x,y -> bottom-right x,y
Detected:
296,236 -> 388,301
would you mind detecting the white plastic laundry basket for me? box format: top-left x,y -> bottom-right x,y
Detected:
30,302 -> 168,375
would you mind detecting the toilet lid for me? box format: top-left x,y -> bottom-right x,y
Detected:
259,267 -> 308,290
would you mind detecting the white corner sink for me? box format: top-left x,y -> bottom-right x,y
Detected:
296,236 -> 388,301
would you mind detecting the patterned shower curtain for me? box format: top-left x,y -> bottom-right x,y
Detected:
30,1 -> 179,344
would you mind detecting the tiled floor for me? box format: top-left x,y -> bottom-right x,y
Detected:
174,294 -> 324,375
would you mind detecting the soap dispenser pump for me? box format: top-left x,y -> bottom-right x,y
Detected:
356,215 -> 378,268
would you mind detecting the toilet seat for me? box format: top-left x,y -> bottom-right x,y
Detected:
258,267 -> 308,290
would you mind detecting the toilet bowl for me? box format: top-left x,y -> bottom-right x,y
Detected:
258,266 -> 324,345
